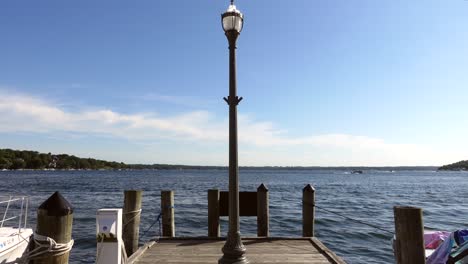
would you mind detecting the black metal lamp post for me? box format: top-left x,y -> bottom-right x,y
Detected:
219,1 -> 248,264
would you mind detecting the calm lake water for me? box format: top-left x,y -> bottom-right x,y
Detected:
1,169 -> 467,263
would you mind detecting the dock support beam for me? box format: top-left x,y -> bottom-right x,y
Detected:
394,206 -> 425,264
161,190 -> 175,237
32,192 -> 73,264
257,184 -> 269,237
123,190 -> 143,257
208,189 -> 221,237
302,184 -> 315,237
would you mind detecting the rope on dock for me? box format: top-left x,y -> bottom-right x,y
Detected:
123,208 -> 142,227
141,211 -> 163,242
124,209 -> 143,214
8,232 -> 75,264
30,232 -> 75,258
303,200 -> 394,235
140,205 -> 173,240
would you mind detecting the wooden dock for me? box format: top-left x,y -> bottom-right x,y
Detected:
31,188 -> 426,264
129,237 -> 346,264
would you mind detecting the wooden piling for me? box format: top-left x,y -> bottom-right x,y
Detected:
32,192 -> 73,264
394,206 -> 425,264
302,184 -> 315,237
123,190 -> 143,257
161,190 -> 175,237
257,183 -> 269,237
208,189 -> 220,237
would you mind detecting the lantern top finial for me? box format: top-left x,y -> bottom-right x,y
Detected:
224,1 -> 241,14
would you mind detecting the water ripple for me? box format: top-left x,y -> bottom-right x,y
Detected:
1,169 -> 466,264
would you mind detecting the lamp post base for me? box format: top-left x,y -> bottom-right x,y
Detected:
219,231 -> 249,264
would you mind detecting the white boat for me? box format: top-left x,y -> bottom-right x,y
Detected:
0,196 -> 33,263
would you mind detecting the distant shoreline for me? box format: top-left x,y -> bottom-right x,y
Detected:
0,166 -> 439,172
0,148 -> 444,171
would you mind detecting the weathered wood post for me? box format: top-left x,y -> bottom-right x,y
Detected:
302,184 -> 315,237
208,189 -> 220,237
123,190 -> 142,257
394,206 -> 425,264
32,192 -> 73,264
161,190 -> 175,237
257,183 -> 269,237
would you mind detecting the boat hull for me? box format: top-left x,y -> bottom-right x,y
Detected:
0,227 -> 33,263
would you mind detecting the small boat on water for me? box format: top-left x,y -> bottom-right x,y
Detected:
351,170 -> 363,174
0,196 -> 33,263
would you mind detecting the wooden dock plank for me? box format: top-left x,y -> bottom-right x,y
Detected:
132,238 -> 345,264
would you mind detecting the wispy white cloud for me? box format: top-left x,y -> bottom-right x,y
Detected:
0,90 -> 461,166
0,90 -> 226,141
135,93 -> 217,108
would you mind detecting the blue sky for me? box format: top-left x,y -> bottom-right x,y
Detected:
1,0 -> 467,166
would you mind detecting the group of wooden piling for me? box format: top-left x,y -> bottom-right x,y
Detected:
123,184 -> 316,243
206,184 -> 316,238
31,187 -> 430,264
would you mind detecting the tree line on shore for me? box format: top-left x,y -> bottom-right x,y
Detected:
0,148 -> 457,171
438,160 -> 468,171
0,149 -> 127,170
0,148 -> 223,170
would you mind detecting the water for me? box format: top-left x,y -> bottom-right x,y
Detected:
1,169 -> 467,263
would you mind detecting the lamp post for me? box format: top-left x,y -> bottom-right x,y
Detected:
219,1 -> 248,264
